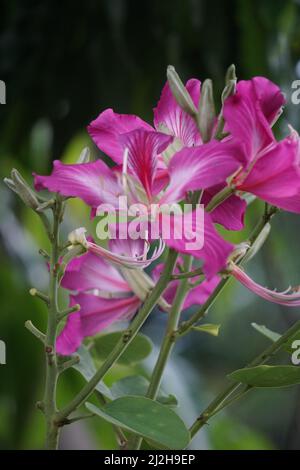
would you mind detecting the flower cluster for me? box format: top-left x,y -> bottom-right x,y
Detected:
34,66 -> 300,355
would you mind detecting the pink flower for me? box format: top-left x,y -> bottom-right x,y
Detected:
35,126 -> 242,276
56,240 -> 142,355
87,79 -> 202,165
230,264 -> 300,307
223,77 -> 300,213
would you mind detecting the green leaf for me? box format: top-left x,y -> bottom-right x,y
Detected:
251,323 -> 300,354
86,397 -> 190,449
92,332 -> 153,365
284,332 -> 300,354
251,323 -> 281,342
72,345 -> 113,399
111,375 -> 178,406
192,323 -> 221,337
229,365 -> 300,388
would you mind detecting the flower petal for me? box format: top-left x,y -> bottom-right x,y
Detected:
161,140 -> 245,204
224,79 -> 274,162
251,77 -> 285,125
34,160 -> 121,210
87,237 -> 165,269
237,136 -> 300,211
161,207 -> 234,278
56,293 -> 141,355
87,108 -> 153,164
61,250 -> 131,294
154,79 -> 202,147
202,184 -> 247,230
119,129 -> 173,199
231,264 -> 300,307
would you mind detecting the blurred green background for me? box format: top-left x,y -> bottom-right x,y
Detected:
1,0 -> 300,450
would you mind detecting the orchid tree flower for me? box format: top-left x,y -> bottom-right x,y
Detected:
87,78 -> 202,167
222,77 -> 300,214
57,237 -> 171,355
34,126 -> 244,277
56,246 -> 140,355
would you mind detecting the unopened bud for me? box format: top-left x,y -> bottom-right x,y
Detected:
10,169 -> 40,210
4,178 -> 17,193
222,64 -> 237,104
77,147 -> 90,164
68,227 -> 88,248
198,79 -> 216,143
167,65 -> 198,117
225,64 -> 237,84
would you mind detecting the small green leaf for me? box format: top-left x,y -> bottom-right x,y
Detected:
251,323 -> 300,354
86,397 -> 190,449
92,332 -> 153,365
72,345 -> 113,399
251,323 -> 281,342
192,323 -> 221,337
229,365 -> 300,388
111,375 -> 178,406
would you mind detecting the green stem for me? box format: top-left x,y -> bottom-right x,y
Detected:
190,317 -> 300,438
129,256 -> 193,450
147,255 -> 193,400
43,198 -> 63,449
56,249 -> 178,423
171,267 -> 204,280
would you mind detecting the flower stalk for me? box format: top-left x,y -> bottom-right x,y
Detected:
43,196 -> 64,449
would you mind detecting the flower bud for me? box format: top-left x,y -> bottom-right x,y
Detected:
221,64 -> 237,104
3,178 -> 17,193
10,169 -> 40,210
68,227 -> 88,248
198,79 -> 216,143
167,65 -> 198,117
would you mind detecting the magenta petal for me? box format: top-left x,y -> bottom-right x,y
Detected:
161,140 -> 245,204
154,79 -> 202,146
34,160 -> 121,209
119,129 -> 173,199
238,137 -> 300,211
56,293 -> 141,355
184,275 -> 221,308
231,264 -> 300,307
224,80 -> 274,162
61,251 -> 131,294
251,77 -> 285,125
161,207 -> 234,278
202,185 -> 247,231
87,108 -> 153,164
56,308 -> 82,356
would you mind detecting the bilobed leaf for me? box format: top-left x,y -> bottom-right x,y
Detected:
86,397 -> 190,449
92,331 -> 153,365
192,323 -> 221,337
251,323 -> 281,342
111,375 -> 178,406
72,345 -> 113,399
229,365 -> 300,388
